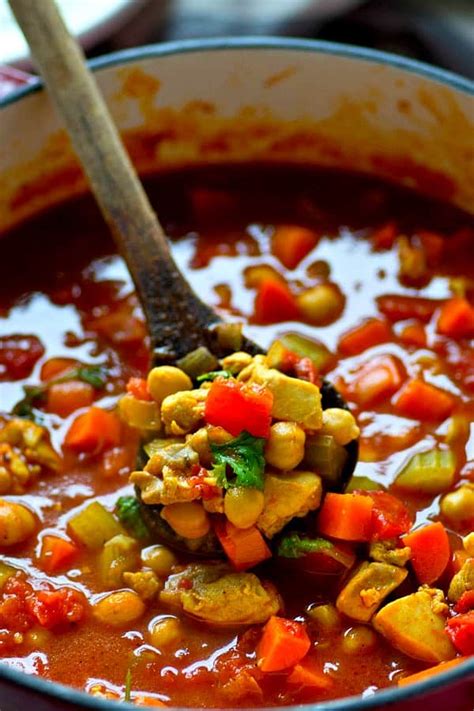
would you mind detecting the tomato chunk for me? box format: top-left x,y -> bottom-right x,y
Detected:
254,280 -> 300,324
0,334 -> 44,381
338,318 -> 392,356
364,490 -> 412,540
446,611 -> 474,655
204,378 -> 273,438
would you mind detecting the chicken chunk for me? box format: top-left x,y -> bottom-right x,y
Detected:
257,470 -> 322,538
246,362 -> 323,430
373,588 -> 456,663
448,558 -> 474,603
161,389 -> 208,436
336,561 -> 408,622
123,570 -> 162,600
160,563 -> 280,625
369,540 -> 412,567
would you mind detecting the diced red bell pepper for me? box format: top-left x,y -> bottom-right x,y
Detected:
446,611 -> 474,655
253,279 -> 301,324
204,378 -> 273,438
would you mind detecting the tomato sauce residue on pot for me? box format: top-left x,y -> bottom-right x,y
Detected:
0,165 -> 473,707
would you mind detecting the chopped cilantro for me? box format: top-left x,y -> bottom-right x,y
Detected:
116,496 -> 149,540
12,386 -> 46,421
277,532 -> 334,559
197,369 -> 232,383
210,431 -> 265,491
73,365 -> 108,389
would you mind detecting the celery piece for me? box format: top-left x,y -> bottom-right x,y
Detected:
303,433 -> 348,486
176,347 -> 218,379
345,476 -> 384,493
68,501 -> 123,549
214,322 -> 243,352
266,333 -> 335,373
395,449 -> 456,494
98,534 -> 139,588
0,561 -> 16,589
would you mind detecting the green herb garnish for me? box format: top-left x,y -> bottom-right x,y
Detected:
116,496 -> 149,540
210,431 -> 265,491
277,532 -> 334,559
12,386 -> 47,421
73,365 -> 108,389
196,369 -> 232,383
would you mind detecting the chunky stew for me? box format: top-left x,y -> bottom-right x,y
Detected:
0,165 -> 473,707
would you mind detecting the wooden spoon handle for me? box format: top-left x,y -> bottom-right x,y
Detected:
8,0 -> 218,361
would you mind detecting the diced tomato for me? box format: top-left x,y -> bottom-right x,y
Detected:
253,280 -> 300,324
215,519 -> 272,571
27,588 -> 86,629
371,221 -> 398,251
272,226 -> 319,270
446,611 -> 474,655
188,465 -> 221,500
402,522 -> 450,584
393,378 -> 455,421
38,535 -> 79,573
257,617 -> 311,672
398,322 -> 427,348
204,378 -> 273,438
64,407 -> 122,454
126,377 -> 151,401
363,490 -> 412,540
455,591 -> 474,614
377,294 -> 441,323
437,298 -> 474,340
0,334 -> 44,381
350,355 -> 405,406
338,318 -> 392,356
46,380 -> 95,417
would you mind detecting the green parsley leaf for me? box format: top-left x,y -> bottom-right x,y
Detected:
12,386 -> 47,421
210,431 -> 265,491
277,532 -> 334,559
115,496 -> 149,540
196,369 -> 232,383
73,365 -> 108,389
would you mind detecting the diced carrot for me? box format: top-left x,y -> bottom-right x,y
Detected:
371,221 -> 398,251
377,294 -> 441,323
338,318 -> 392,356
287,662 -> 333,689
399,322 -> 427,348
38,535 -> 79,573
317,493 -> 374,542
257,616 -> 311,672
46,380 -> 95,417
126,377 -> 151,401
393,378 -> 455,421
437,298 -> 474,340
215,520 -> 271,571
40,357 -> 78,382
272,226 -> 318,270
350,355 -> 405,406
133,695 -> 167,707
398,657 -> 470,686
253,280 -> 300,324
402,522 -> 450,584
64,406 -> 122,454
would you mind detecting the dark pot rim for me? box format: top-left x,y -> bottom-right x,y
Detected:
0,35 -> 473,710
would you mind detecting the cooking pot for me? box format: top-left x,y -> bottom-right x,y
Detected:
0,37 -> 473,711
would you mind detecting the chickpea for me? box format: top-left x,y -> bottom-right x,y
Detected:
224,487 -> 265,529
441,485 -> 474,527
141,544 -> 177,577
147,366 -> 192,405
221,351 -> 253,374
307,603 -> 341,634
93,590 -> 145,627
0,499 -> 36,546
25,627 -> 51,648
265,422 -> 306,470
321,408 -> 360,446
342,626 -> 378,655
463,532 -> 474,556
297,284 -> 345,325
161,502 -> 210,539
149,616 -> 183,649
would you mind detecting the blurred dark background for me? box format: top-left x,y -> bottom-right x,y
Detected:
92,0 -> 474,79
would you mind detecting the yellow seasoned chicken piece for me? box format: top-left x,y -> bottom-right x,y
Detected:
161,389 -> 208,436
448,558 -> 474,603
160,563 -> 280,625
336,561 -> 408,622
373,588 -> 456,663
257,470 -> 322,538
